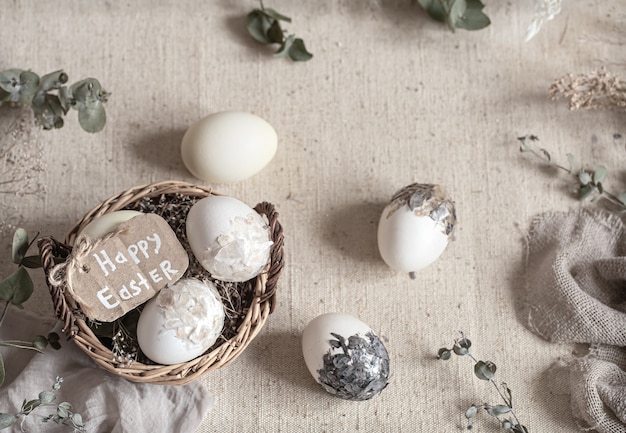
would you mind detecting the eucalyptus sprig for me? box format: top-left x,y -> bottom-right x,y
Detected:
0,376 -> 85,432
246,1 -> 313,61
0,69 -> 109,133
0,228 -> 60,386
517,135 -> 626,212
415,0 -> 490,32
438,333 -> 528,432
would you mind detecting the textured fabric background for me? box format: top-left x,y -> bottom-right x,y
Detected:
0,1 -> 624,432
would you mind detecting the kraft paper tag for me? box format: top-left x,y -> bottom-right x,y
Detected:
65,213 -> 189,322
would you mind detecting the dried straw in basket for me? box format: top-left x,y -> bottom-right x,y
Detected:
37,180 -> 284,385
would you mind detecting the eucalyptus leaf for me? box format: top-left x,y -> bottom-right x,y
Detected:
38,391 -> 56,404
247,9 -> 274,44
417,0 -> 447,22
57,404 -> 69,419
465,405 -> 478,418
0,354 -> 4,388
32,335 -> 49,351
447,0 -> 467,30
594,166 -> 608,184
78,104 -> 107,133
263,7 -> 291,22
455,7 -> 490,30
474,360 -> 496,380
0,267 -> 34,306
0,413 -> 17,429
71,413 -> 84,427
288,38 -> 313,61
21,399 -> 41,415
437,347 -> 451,360
578,184 -> 597,201
275,34 -> 295,58
267,20 -> 285,44
21,255 -> 42,269
578,171 -> 592,185
485,404 -> 512,416
11,228 -> 29,264
38,70 -> 68,92
618,192 -> 626,206
0,69 -> 22,93
512,425 -> 529,433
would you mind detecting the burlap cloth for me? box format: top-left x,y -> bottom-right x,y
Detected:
524,209 -> 626,433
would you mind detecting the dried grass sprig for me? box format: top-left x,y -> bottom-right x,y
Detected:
550,67 -> 626,111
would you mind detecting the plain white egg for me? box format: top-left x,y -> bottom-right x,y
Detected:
180,111 -> 278,183
185,195 -> 273,282
78,210 -> 143,239
136,278 -> 225,365
301,312 -> 390,401
377,183 -> 456,277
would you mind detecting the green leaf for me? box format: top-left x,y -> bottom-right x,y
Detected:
578,171 -> 592,186
474,360 -> 496,380
578,184 -> 597,201
21,255 -> 42,269
38,70 -> 68,92
437,347 -> 451,360
71,413 -> 84,427
11,228 -> 29,264
618,192 -> 626,206
32,335 -> 49,351
247,9 -> 274,44
0,413 -> 17,429
288,38 -> 313,61
38,391 -> 56,404
266,20 -> 285,44
456,0 -> 490,30
0,267 -> 33,305
594,166 -> 608,184
512,425 -> 529,433
263,7 -> 291,22
275,34 -> 295,58
465,405 -> 478,418
447,0 -> 467,29
485,404 -> 512,416
453,336 -> 471,355
21,399 -> 41,415
417,0 -> 448,23
78,103 -> 106,133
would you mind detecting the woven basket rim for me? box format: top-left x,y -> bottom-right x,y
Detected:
38,180 -> 284,385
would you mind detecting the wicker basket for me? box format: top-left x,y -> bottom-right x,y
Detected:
38,180 -> 284,385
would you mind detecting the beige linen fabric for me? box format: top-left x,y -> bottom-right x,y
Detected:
524,210 -> 626,433
0,1 -> 625,432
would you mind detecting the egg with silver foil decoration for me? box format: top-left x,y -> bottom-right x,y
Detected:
377,183 -> 456,278
302,313 -> 390,401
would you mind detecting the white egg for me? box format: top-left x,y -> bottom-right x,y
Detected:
377,183 -> 456,278
136,278 -> 225,365
185,195 -> 273,282
301,312 -> 390,401
78,210 -> 143,239
180,111 -> 278,183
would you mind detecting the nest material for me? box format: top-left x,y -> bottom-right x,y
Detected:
38,180 -> 284,385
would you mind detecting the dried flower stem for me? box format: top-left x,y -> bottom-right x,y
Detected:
550,67 -> 626,111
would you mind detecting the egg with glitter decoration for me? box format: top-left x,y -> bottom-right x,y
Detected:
377,183 -> 456,278
301,313 -> 390,401
185,195 -> 273,283
136,278 -> 225,365
180,111 -> 278,183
